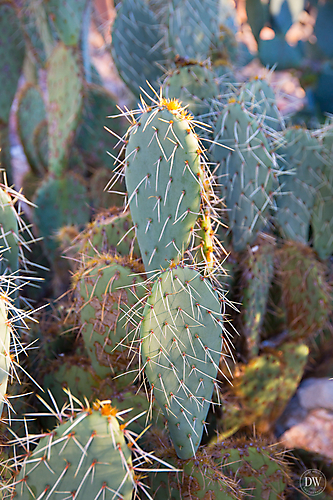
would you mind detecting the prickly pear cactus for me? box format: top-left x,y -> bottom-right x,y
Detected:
212,99 -> 276,252
239,77 -> 283,131
41,354 -> 102,409
19,5 -> 48,69
0,1 -> 25,125
33,119 -> 48,171
168,0 -> 218,61
278,241 -> 331,340
47,42 -> 83,175
275,127 -> 324,244
73,255 -> 145,379
44,0 -> 88,46
311,145 -> 333,259
14,402 -> 135,499
239,237 -> 275,358
222,342 -> 309,435
0,296 -> 10,418
76,84 -> 125,170
33,174 -> 90,259
0,1 -> 26,182
150,446 -> 242,499
88,167 -> 125,210
72,208 -> 140,262
140,265 -> 226,459
16,84 -> 46,175
210,438 -> 290,500
163,64 -> 219,117
0,187 -> 19,274
111,0 -> 164,97
124,98 -> 203,271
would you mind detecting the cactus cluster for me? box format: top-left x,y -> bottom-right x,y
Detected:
0,1 -> 333,499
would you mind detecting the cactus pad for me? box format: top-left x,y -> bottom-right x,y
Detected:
222,342 -> 309,434
212,100 -> 275,251
0,298 -> 10,418
74,208 -> 141,261
47,42 -> 83,175
76,84 -> 124,170
140,265 -> 226,459
275,127 -> 324,244
33,173 -> 90,259
74,255 -> 145,379
210,438 -> 290,499
16,84 -> 47,175
125,101 -> 202,271
311,156 -> 333,260
42,355 -> 102,409
239,77 -> 283,131
111,0 -> 164,97
0,1 -> 25,125
14,403 -> 134,499
45,0 -> 87,46
0,187 -> 19,274
278,241 -> 331,340
150,447 -> 242,499
163,64 -> 219,117
239,237 -> 275,358
168,0 -> 218,61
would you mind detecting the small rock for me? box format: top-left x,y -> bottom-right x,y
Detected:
281,409 -> 333,460
298,378 -> 333,411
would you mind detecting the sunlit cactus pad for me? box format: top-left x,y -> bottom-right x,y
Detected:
125,99 -> 203,271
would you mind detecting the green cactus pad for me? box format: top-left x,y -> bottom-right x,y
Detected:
74,208 -> 141,261
0,1 -> 25,125
163,64 -> 219,117
0,1 -> 25,182
125,102 -> 202,271
311,156 -> 333,260
33,173 -> 90,259
0,187 -> 19,274
275,127 -> 325,244
168,0 -> 218,61
149,447 -> 242,499
278,241 -> 331,340
16,84 -> 47,175
14,403 -> 134,500
19,3 -> 47,66
111,388 -> 155,435
0,124 -> 13,183
73,254 -> 145,379
210,438 -> 290,500
33,118 -> 48,171
239,77 -> 283,131
0,298 -> 10,418
42,355 -> 102,408
212,100 -> 275,252
45,0 -> 87,46
47,42 -> 83,176
140,265 -> 225,459
76,84 -> 125,170
111,0 -> 164,97
239,237 -> 275,358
